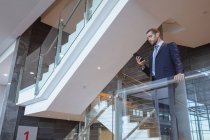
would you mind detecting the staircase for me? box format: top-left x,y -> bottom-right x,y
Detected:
17,0 -> 162,120
93,101 -> 160,140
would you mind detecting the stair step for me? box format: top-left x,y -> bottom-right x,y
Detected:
60,19 -> 84,58
60,32 -> 77,55
76,19 -> 84,32
94,100 -> 108,110
38,63 -> 55,88
95,103 -> 161,139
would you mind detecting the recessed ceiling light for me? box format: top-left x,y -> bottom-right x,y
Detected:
3,74 -> 8,77
30,72 -> 35,75
97,66 -> 101,70
8,83 -> 11,85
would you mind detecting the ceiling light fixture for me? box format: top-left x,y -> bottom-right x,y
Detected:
30,72 -> 35,75
97,66 -> 101,70
3,74 -> 8,77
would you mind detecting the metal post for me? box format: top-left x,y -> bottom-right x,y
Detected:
114,79 -> 123,140
168,84 -> 178,140
193,86 -> 203,140
153,89 -> 161,138
206,105 -> 210,131
55,19 -> 64,66
84,106 -> 91,140
172,80 -> 192,140
35,55 -> 44,95
85,0 -> 92,23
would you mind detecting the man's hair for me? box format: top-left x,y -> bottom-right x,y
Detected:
146,28 -> 160,35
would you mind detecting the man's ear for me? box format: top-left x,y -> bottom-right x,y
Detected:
156,32 -> 160,37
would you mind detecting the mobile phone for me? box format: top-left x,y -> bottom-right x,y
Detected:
133,52 -> 140,57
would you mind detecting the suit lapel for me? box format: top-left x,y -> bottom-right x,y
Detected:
156,43 -> 166,57
150,43 -> 166,67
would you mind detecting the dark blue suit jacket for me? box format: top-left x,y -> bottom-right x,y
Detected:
143,42 -> 183,80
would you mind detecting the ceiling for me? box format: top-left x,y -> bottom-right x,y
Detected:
137,0 -> 210,48
0,0 -> 55,85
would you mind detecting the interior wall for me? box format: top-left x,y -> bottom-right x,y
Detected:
0,18 -> 79,140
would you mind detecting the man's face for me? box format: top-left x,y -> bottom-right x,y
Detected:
146,31 -> 159,46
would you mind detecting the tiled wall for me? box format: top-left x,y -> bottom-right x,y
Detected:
15,108 -> 78,140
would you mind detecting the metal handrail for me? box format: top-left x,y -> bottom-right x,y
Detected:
121,73 -> 153,97
117,71 -> 210,96
37,0 -> 83,58
122,73 -> 145,84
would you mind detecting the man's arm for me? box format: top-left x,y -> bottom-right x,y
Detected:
169,42 -> 184,73
142,65 -> 150,77
136,56 -> 150,77
169,42 -> 184,82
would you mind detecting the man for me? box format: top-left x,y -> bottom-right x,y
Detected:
135,28 -> 186,139
136,28 -> 184,81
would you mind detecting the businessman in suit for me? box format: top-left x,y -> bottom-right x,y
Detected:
135,28 -> 185,139
136,28 -> 184,81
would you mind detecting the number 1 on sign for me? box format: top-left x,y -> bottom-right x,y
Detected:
24,131 -> 29,140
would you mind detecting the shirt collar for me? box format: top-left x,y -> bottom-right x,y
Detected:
156,40 -> 164,48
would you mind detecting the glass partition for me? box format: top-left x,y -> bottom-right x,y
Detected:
18,0 -> 105,97
66,66 -> 210,140
78,94 -> 114,140
185,67 -> 210,140
119,77 -> 193,140
19,27 -> 58,94
35,0 -> 105,94
85,0 -> 103,21
20,48 -> 40,90
55,0 -> 104,65
55,0 -> 86,65
31,0 -> 104,95
35,28 -> 58,94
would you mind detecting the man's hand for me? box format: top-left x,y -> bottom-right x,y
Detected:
174,73 -> 184,82
136,56 -> 146,67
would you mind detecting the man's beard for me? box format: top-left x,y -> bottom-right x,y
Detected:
150,39 -> 158,46
153,39 -> 158,46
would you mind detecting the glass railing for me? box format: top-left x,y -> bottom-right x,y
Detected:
72,67 -> 210,140
20,47 -> 40,90
78,94 -> 114,139
185,67 -> 210,140
55,0 -> 86,65
35,28 -> 58,94
17,0 -> 105,98
55,0 -> 104,65
19,27 -> 58,95
35,0 -> 104,95
85,0 -> 103,21
118,77 -> 196,140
